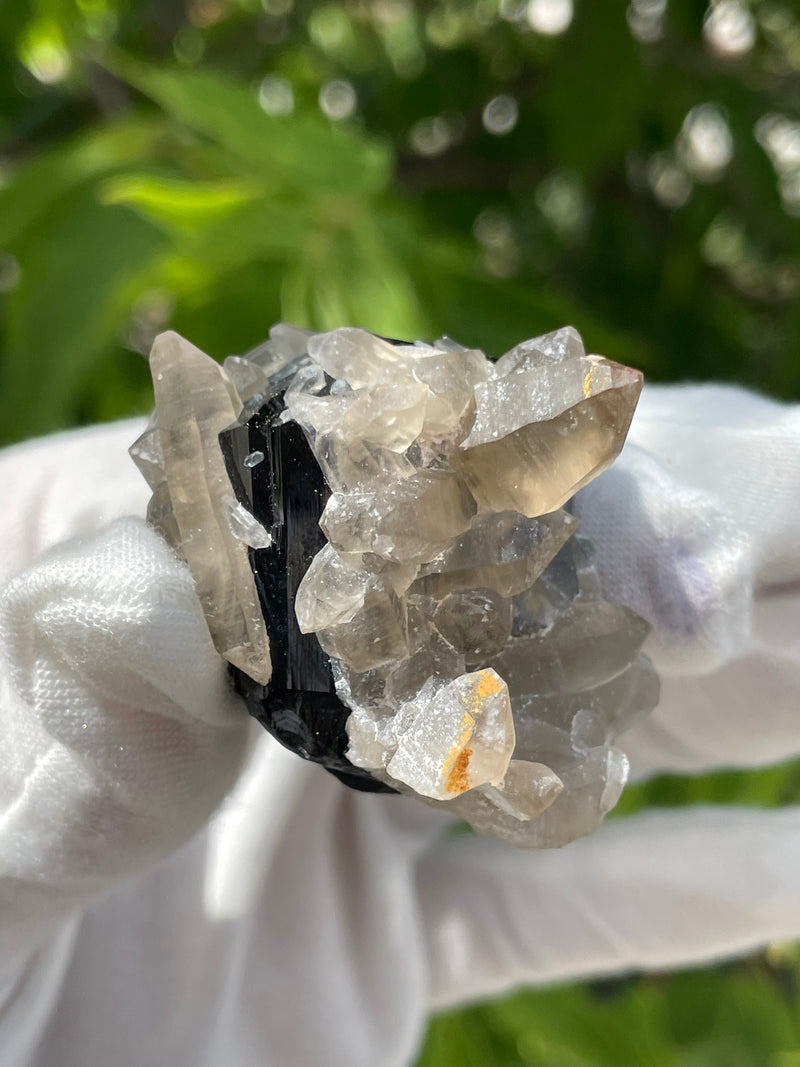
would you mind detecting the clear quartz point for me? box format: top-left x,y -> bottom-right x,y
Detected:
131,330 -> 271,685
433,588 -> 512,661
316,575 -> 409,672
452,354 -> 643,517
492,324 -> 586,376
412,509 -> 576,599
133,322 -> 658,848
321,469 -> 477,563
385,669 -> 515,801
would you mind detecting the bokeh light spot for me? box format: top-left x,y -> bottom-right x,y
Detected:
0,253 -> 21,293
647,153 -> 692,207
309,5 -> 354,55
499,0 -> 528,22
755,113 -> 800,215
627,0 -> 666,44
410,116 -> 453,156
259,75 -> 294,116
677,104 -> 733,180
526,0 -> 573,36
474,208 -> 514,247
173,26 -> 205,64
319,79 -> 357,121
703,0 -> 756,58
474,208 -> 521,277
535,171 -> 588,236
482,95 -> 519,135
262,0 -> 293,14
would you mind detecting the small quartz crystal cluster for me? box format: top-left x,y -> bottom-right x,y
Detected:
131,323 -> 659,848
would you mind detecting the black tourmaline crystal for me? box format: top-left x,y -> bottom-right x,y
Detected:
219,394 -> 396,793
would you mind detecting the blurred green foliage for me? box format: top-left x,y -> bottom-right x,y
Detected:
2,0 -> 800,446
1,0 -> 799,1063
418,951 -> 800,1067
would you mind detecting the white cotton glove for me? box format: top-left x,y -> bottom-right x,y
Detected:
576,384 -> 800,774
0,387 -> 798,1067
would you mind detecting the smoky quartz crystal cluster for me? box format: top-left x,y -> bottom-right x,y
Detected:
131,324 -> 659,848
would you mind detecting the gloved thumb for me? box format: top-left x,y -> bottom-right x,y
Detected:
0,517 -> 248,960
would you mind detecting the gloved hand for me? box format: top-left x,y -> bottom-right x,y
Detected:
0,385 -> 798,1067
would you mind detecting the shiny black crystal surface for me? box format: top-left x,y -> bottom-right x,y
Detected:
219,394 -> 395,793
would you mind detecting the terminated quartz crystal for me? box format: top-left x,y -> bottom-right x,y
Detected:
452,330 -> 642,517
133,322 -> 659,846
385,669 -> 515,800
129,332 -> 271,685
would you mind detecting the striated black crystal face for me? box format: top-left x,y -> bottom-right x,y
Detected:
219,394 -> 396,793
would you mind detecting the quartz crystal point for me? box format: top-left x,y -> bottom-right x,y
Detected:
386,669 -> 515,800
132,322 -> 659,844
129,331 -> 271,686
412,509 -> 577,599
321,470 -> 477,563
451,330 -> 643,517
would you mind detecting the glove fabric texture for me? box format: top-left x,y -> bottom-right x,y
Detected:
0,386 -> 798,1067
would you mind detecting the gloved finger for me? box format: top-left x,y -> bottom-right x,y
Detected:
0,516 -> 248,959
632,384 -> 800,588
622,586 -> 800,778
0,418 -> 148,584
575,385 -> 800,678
202,732 -> 319,921
574,443 -> 752,678
417,804 -> 800,1010
16,769 -> 441,1067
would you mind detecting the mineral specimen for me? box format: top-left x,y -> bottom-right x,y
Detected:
132,322 -> 659,846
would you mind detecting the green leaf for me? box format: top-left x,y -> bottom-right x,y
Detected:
100,172 -> 263,235
538,2 -> 646,181
112,60 -> 393,197
0,183 -> 164,441
168,258 -> 285,358
176,195 -> 315,268
0,119 -> 164,247
395,227 -> 649,368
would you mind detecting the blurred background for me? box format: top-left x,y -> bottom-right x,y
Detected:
1,0 -> 800,1062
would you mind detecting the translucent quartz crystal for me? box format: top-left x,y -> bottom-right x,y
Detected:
386,615 -> 465,703
386,669 -> 515,801
306,329 -> 395,384
287,382 -> 428,454
321,470 -> 477,563
284,384 -> 425,491
223,494 -> 273,549
130,331 -> 271,685
492,324 -> 585,376
222,355 -> 272,409
128,410 -> 164,492
316,575 -> 409,672
133,321 -> 659,844
412,509 -> 576,599
489,600 -> 651,698
433,588 -> 512,662
392,344 -> 486,444
306,328 -> 486,459
480,761 -> 564,821
451,338 -> 643,516
242,322 -> 316,381
294,544 -> 375,632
